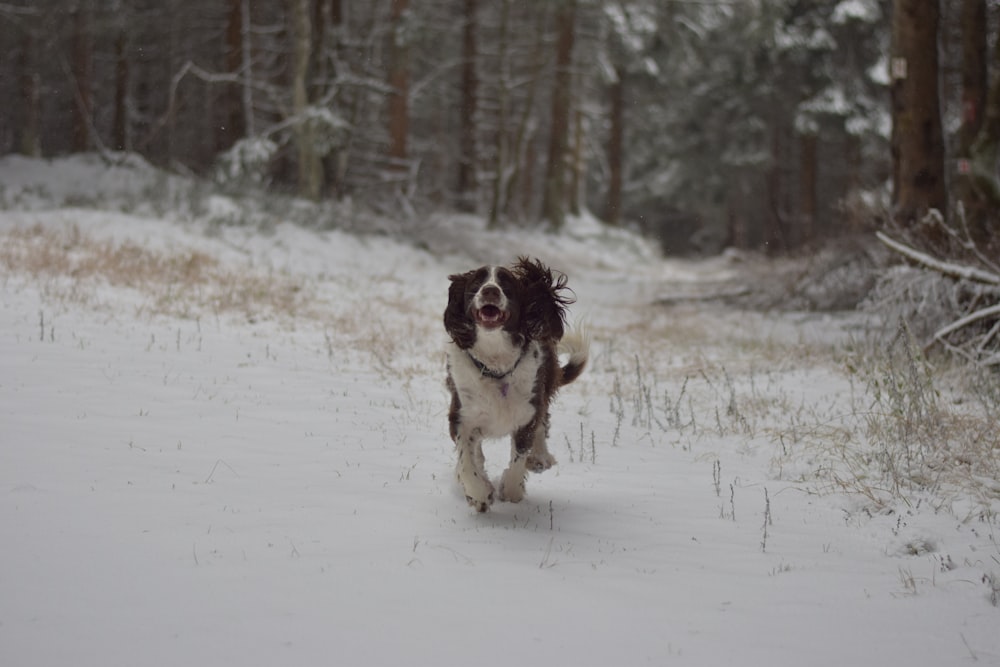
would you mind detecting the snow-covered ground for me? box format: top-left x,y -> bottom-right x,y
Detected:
2,155 -> 998,666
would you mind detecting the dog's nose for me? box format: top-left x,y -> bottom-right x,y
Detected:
480,285 -> 501,303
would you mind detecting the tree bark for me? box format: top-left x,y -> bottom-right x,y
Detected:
542,0 -> 576,229
890,0 -> 947,230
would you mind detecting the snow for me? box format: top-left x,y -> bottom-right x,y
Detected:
832,0 -> 881,25
2,156 -> 998,666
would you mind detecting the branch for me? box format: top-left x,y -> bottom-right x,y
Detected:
0,3 -> 38,16
875,231 -> 1000,285
932,304 -> 1000,342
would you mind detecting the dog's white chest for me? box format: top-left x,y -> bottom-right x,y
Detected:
447,342 -> 540,439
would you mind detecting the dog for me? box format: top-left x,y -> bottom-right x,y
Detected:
443,257 -> 588,512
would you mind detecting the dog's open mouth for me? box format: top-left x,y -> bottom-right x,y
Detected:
475,305 -> 508,328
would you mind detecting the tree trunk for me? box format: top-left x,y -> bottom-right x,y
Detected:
488,0 -> 511,228
959,0 -> 987,154
890,0 -> 947,230
605,66 -> 624,226
955,0 -> 990,236
290,0 -> 323,199
967,19 -> 1000,218
220,0 -> 246,151
457,0 -> 478,210
112,29 -> 129,152
18,29 -> 41,157
387,0 -> 410,166
764,126 -> 787,252
241,0 -> 255,137
569,103 -> 583,217
542,0 -> 576,229
799,132 -> 818,244
71,2 -> 93,153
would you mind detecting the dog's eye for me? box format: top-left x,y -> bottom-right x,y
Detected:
496,269 -> 517,291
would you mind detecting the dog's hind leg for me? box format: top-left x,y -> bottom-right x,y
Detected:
455,427 -> 494,512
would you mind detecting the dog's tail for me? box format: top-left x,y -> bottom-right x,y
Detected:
557,325 -> 590,387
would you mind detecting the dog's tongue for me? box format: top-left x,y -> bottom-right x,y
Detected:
479,305 -> 502,323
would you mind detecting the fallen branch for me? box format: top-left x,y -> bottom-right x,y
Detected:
875,231 -> 1000,286
932,304 -> 1000,342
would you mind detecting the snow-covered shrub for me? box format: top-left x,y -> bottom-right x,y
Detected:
216,137 -> 279,187
291,106 -> 349,157
861,265 -> 964,342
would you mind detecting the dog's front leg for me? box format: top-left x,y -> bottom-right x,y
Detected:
525,410 -> 557,473
455,426 -> 494,512
499,422 -> 536,503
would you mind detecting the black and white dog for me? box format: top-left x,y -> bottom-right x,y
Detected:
443,257 -> 588,512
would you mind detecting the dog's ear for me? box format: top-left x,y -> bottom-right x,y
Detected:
514,257 -> 574,342
444,270 -> 477,348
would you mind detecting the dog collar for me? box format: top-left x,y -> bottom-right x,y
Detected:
467,348 -> 526,380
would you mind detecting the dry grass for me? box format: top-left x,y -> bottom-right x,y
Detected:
0,223 -> 311,321
767,326 -> 1000,514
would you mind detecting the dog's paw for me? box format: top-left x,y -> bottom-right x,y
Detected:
463,478 -> 495,513
526,451 -> 557,473
498,470 -> 526,503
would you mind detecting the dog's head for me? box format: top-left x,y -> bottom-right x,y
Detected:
444,257 -> 573,349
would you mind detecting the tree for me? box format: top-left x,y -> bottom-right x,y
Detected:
890,0 -> 947,228
290,0 -> 323,199
955,0 -> 998,241
605,64 -> 624,226
387,0 -> 411,167
967,18 -> 1000,222
542,0 -> 576,229
959,0 -> 987,155
71,0 -> 94,153
112,22 -> 129,152
1,0 -> 975,253
457,0 -> 478,209
17,15 -> 41,157
219,0 -> 247,152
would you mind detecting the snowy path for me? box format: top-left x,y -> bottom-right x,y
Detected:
1,163 -> 998,666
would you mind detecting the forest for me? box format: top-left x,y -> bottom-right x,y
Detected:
0,0 -> 998,256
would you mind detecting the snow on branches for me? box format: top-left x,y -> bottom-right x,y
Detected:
873,210 -> 1000,367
